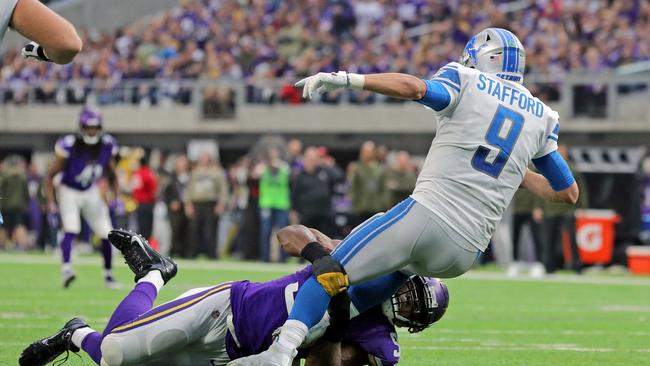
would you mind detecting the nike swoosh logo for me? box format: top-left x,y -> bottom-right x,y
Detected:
132,237 -> 152,259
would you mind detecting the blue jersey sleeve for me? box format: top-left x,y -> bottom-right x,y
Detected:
416,79 -> 451,111
532,150 -> 575,191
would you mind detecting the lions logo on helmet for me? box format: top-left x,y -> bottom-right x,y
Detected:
460,28 -> 526,83
382,276 -> 449,333
78,107 -> 103,145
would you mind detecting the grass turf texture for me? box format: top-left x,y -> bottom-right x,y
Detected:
1,253 -> 649,365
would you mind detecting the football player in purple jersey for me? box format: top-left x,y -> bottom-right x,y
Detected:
19,227 -> 449,366
45,107 -> 120,288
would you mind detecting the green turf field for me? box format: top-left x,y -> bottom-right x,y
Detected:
1,252 -> 649,365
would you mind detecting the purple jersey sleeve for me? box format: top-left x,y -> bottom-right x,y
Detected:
55,135 -> 76,158
343,307 -> 400,366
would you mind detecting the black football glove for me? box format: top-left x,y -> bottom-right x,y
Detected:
21,42 -> 52,62
301,242 -> 349,297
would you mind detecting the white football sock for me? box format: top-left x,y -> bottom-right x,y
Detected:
103,269 -> 113,278
71,327 -> 95,349
62,263 -> 72,273
137,270 -> 164,292
277,320 -> 308,350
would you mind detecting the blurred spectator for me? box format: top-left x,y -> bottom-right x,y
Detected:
2,0 -> 648,106
185,153 -> 229,259
287,139 -> 304,178
26,163 -> 46,250
641,157 -> 650,244
202,86 -> 236,119
131,154 -> 158,240
509,186 -> 544,276
238,159 -> 262,260
258,147 -> 290,262
348,141 -> 386,226
384,150 -> 417,207
291,147 -> 336,237
540,145 -> 588,274
0,156 -> 30,249
162,154 -> 190,258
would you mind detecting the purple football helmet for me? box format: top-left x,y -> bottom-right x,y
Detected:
78,107 -> 103,144
382,276 -> 449,333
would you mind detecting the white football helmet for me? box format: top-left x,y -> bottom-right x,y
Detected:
460,28 -> 526,83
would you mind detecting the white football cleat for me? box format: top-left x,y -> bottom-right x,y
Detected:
227,341 -> 297,366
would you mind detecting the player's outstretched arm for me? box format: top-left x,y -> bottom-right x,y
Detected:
521,169 -> 578,204
296,72 -> 426,100
11,0 -> 82,64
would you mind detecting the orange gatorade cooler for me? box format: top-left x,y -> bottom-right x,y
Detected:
626,246 -> 650,275
575,209 -> 620,264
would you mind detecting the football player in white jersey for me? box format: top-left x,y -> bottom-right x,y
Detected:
1,0 -> 81,64
231,28 -> 579,366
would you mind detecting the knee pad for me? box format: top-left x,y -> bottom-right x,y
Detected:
100,335 -> 124,366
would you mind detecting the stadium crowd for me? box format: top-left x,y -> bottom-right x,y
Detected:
0,139 -> 420,264
1,0 -> 649,106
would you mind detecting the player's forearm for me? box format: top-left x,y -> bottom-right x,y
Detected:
522,170 -> 578,204
362,73 -> 427,100
11,0 -> 82,64
44,175 -> 56,204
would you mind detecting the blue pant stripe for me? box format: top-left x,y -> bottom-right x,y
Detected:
340,200 -> 415,266
334,198 -> 415,266
332,198 -> 414,259
331,214 -> 383,257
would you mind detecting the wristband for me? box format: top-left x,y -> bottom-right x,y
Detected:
37,46 -> 52,62
347,73 -> 365,90
300,242 -> 329,263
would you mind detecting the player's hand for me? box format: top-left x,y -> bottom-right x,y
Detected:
278,225 -> 317,257
295,71 -> 349,99
21,42 -> 52,62
313,255 -> 349,297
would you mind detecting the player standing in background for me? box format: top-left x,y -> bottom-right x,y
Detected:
233,28 -> 579,366
1,0 -> 81,64
19,227 -> 449,366
45,108 -> 119,288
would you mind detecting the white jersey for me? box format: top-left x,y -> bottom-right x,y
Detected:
0,0 -> 18,43
412,62 -> 560,251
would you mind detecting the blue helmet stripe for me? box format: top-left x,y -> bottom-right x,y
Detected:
493,29 -> 508,73
496,28 -> 518,73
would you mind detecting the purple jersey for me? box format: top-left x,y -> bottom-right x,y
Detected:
55,134 -> 118,191
226,267 -> 399,364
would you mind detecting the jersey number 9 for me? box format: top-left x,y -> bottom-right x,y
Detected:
471,105 -> 524,178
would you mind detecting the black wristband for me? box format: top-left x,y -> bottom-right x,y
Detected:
36,46 -> 52,62
300,242 -> 329,263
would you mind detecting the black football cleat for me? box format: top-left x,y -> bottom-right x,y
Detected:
108,229 -> 177,284
19,317 -> 88,366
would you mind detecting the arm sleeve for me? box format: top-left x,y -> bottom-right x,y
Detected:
531,150 -> 575,191
416,80 -> 451,111
416,63 -> 461,113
